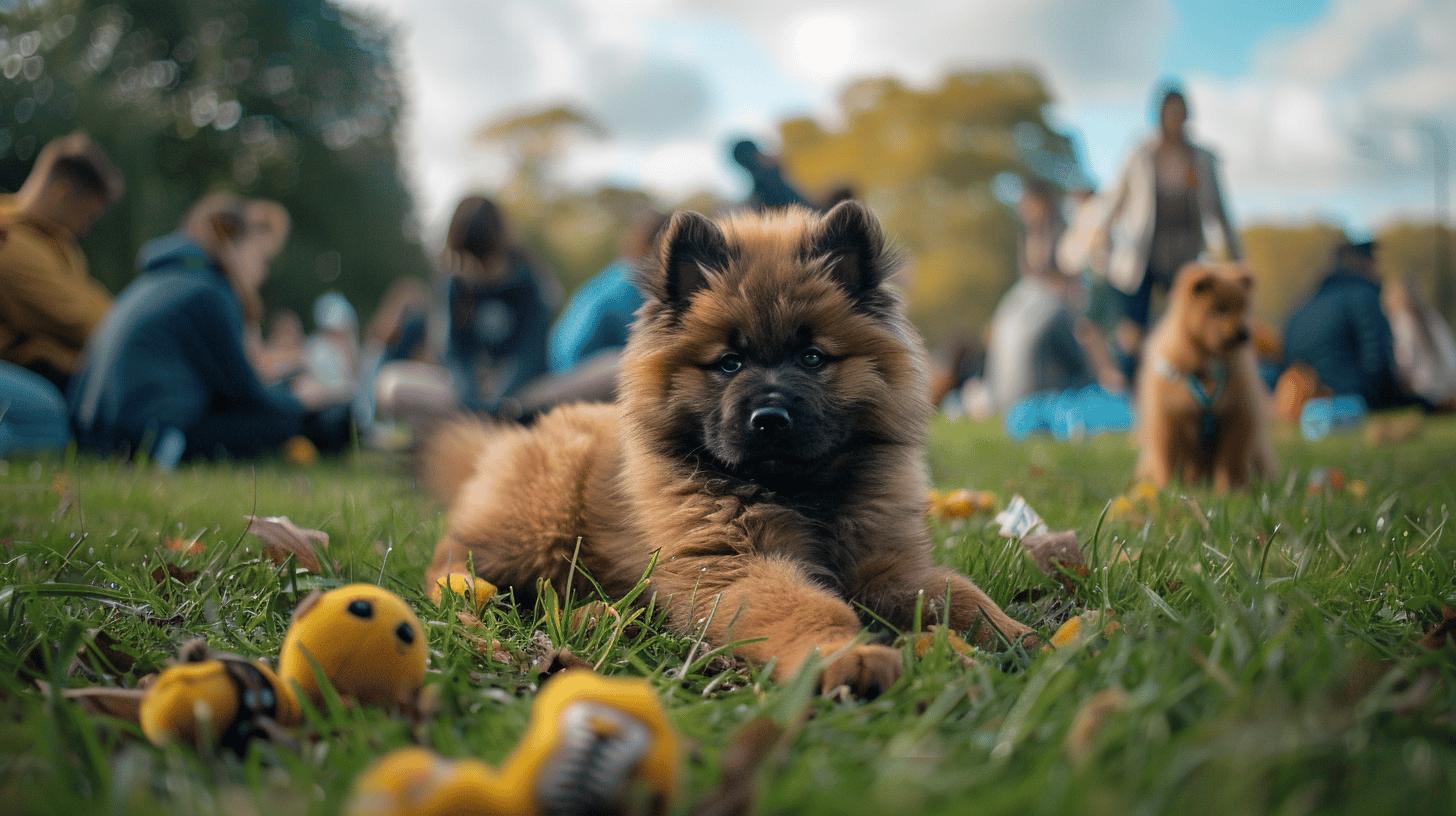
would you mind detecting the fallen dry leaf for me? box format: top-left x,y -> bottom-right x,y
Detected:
244,515 -> 328,573
43,683 -> 145,724
929,488 -> 998,521
1050,616 -> 1083,648
1050,610 -> 1119,650
569,600 -> 621,631
81,629 -> 137,675
911,626 -> 976,664
1021,530 -> 1088,591
150,562 -> 199,586
165,534 -> 205,556
283,436 -> 318,467
1418,606 -> 1456,651
693,717 -> 786,816
1128,481 -> 1159,505
1107,495 -> 1140,522
1064,687 -> 1129,767
530,647 -> 592,678
455,618 -> 510,663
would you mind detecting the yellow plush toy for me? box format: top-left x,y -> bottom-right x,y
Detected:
347,670 -> 679,816
278,584 -> 428,707
433,572 -> 497,611
349,748 -> 511,816
139,656 -> 299,751
499,670 -> 678,815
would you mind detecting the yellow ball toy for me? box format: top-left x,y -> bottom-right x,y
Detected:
139,657 -> 299,751
349,747 -> 509,816
432,572 -> 497,611
347,671 -> 679,816
278,584 -> 428,707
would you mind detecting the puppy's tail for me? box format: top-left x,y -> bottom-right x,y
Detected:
418,417 -> 500,505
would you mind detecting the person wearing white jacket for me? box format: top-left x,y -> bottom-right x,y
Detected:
1097,86 -> 1241,340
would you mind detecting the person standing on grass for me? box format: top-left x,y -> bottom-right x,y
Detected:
1097,84 -> 1241,374
982,181 -> 1096,411
730,138 -> 812,211
0,132 -> 124,391
70,194 -> 348,461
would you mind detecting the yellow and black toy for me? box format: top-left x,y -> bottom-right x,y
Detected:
278,583 -> 428,708
433,572 -> 497,612
349,747 -> 510,816
139,654 -> 299,752
347,670 -> 680,816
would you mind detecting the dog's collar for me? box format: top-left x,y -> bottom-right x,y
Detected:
1151,353 -> 1226,451
1151,354 -> 1227,408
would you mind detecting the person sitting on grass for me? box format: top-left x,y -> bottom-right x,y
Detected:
547,210 -> 668,376
441,195 -> 558,414
0,132 -> 124,391
1283,237 -> 1413,412
70,193 -> 348,461
373,196 -> 559,427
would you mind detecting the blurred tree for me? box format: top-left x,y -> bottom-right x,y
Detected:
1240,222 -> 1345,325
0,0 -> 428,326
471,104 -> 717,296
777,70 -> 1083,346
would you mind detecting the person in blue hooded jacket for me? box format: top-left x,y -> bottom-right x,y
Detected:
547,210 -> 667,375
1284,237 -> 1411,411
70,194 -> 343,460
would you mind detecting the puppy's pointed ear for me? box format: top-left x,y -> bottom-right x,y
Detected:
639,211 -> 730,309
806,200 -> 888,300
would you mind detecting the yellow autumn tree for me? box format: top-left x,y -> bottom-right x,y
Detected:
777,70 -> 1083,346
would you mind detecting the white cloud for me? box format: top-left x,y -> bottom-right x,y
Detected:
1188,0 -> 1455,226
340,0 -> 1174,237
341,0 -> 1452,237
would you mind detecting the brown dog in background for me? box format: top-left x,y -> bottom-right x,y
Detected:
423,202 -> 1032,698
1135,261 -> 1274,492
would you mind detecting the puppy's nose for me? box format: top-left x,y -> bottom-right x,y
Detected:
1232,327 -> 1251,345
748,406 -> 792,435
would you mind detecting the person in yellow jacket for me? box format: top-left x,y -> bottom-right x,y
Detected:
0,132 -> 124,389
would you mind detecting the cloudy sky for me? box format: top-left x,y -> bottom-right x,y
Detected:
337,0 -> 1453,239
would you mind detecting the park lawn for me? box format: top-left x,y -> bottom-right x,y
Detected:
0,416 -> 1453,815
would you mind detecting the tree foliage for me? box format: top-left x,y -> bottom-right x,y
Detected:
778,70 -> 1083,346
472,104 -> 702,296
0,0 -> 428,326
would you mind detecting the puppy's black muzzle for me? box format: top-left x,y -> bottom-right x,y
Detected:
748,405 -> 792,436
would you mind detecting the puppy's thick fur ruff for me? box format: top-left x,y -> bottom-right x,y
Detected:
1135,262 -> 1274,492
424,203 -> 1030,697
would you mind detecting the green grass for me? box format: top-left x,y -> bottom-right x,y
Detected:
1,417 -> 1453,815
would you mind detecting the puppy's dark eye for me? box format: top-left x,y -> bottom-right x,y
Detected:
717,352 -> 743,374
395,622 -> 415,645
799,347 -> 826,369
346,600 -> 373,619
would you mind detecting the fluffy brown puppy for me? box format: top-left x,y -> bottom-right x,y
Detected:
1135,261 -> 1274,492
424,202 -> 1032,698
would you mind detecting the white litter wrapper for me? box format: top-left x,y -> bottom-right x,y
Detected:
995,495 -> 1049,539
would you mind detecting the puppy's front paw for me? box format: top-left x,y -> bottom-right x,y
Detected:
819,644 -> 902,700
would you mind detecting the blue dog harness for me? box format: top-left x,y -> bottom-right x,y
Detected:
1152,355 -> 1226,452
